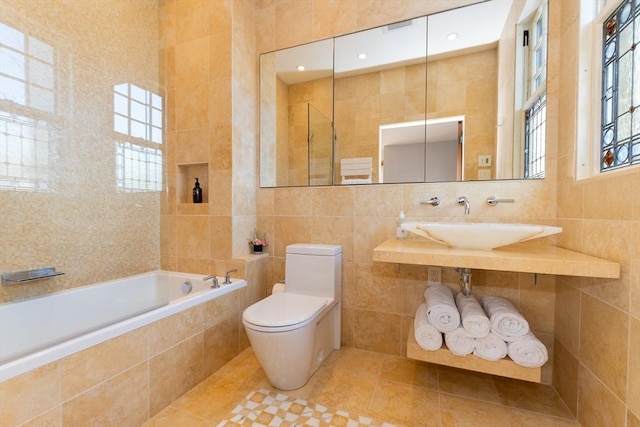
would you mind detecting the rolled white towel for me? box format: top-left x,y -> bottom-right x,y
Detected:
455,293 -> 490,338
424,284 -> 460,333
482,296 -> 529,342
444,327 -> 475,356
473,332 -> 508,361
507,333 -> 548,368
414,304 -> 443,351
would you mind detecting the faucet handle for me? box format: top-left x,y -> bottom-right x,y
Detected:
486,196 -> 515,206
224,269 -> 238,284
420,196 -> 440,206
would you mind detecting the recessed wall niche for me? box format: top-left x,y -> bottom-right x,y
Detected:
177,163 -> 209,204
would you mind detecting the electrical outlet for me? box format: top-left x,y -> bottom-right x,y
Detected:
428,266 -> 441,284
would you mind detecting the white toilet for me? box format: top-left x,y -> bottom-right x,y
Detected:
242,243 -> 342,390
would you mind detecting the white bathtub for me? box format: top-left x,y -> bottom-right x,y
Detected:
0,270 -> 246,382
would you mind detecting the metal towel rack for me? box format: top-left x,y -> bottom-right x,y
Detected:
2,267 -> 65,284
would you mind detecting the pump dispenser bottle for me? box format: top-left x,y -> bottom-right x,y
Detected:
396,211 -> 407,240
193,177 -> 203,203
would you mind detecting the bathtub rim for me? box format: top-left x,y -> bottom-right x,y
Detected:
0,270 -> 246,382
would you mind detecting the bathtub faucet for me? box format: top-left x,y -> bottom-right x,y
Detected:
224,269 -> 238,285
203,275 -> 219,288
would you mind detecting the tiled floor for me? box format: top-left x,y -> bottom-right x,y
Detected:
144,347 -> 579,427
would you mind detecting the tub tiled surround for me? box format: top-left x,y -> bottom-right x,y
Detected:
0,256 -> 267,427
553,2 -> 640,426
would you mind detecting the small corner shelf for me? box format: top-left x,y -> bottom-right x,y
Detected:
407,324 -> 541,383
2,267 -> 65,285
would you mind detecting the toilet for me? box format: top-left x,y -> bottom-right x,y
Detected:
242,243 -> 342,390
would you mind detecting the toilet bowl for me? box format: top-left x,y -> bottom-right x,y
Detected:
242,243 -> 342,390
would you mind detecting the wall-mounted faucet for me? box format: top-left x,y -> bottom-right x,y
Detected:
420,196 -> 440,206
486,196 -> 515,206
457,196 -> 470,215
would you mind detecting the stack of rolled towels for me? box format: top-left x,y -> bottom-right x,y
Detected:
414,284 -> 548,368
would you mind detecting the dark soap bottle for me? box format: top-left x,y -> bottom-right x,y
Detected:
193,177 -> 203,203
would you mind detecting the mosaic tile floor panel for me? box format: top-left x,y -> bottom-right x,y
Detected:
216,389 -> 396,427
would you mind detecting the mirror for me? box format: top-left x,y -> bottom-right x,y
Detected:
259,0 -> 548,187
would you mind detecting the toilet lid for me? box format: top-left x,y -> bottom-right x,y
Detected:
243,292 -> 329,329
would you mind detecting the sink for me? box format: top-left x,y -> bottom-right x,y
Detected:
401,222 -> 562,250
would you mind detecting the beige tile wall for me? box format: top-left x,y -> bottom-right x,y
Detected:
255,0 -> 560,385
554,1 -> 640,425
0,255 -> 267,427
0,0 -> 162,303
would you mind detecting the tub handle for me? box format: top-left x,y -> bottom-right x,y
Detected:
224,269 -> 238,285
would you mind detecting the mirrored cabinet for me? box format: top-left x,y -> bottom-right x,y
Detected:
259,0 -> 548,188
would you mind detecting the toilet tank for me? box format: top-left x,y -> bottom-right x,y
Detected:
285,244 -> 342,299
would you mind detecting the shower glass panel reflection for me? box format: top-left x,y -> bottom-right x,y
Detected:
308,104 -> 333,186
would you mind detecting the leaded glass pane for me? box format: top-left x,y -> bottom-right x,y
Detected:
601,0 -> 640,171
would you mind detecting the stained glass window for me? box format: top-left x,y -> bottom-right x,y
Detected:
601,0 -> 640,171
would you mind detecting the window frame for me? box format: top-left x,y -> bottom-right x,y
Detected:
577,0 -> 639,180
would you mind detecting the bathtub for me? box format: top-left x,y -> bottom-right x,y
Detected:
0,270 -> 246,382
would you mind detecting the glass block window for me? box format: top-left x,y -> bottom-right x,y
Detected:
115,142 -> 162,192
0,22 -> 57,191
601,0 -> 640,171
113,83 -> 163,193
524,92 -> 546,178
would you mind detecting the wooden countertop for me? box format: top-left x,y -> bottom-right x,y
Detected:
372,239 -> 620,278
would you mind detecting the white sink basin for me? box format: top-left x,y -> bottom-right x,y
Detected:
401,222 -> 562,250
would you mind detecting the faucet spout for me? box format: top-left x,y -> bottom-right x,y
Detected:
203,275 -> 219,288
457,196 -> 470,215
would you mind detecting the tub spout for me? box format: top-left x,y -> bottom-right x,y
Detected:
203,275 -> 219,288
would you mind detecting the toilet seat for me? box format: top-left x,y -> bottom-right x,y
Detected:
243,292 -> 330,333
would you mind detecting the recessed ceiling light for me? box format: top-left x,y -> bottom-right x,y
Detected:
446,32 -> 458,41
296,65 -> 305,71
358,52 -> 367,60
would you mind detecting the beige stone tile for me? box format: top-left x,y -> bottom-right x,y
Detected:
628,315 -> 640,416
208,78 -> 231,126
438,366 -> 501,403
321,347 -> 384,380
176,215 -> 210,259
275,0 -> 313,49
519,274 -> 556,334
310,215 -> 354,262
631,221 -> 640,317
209,125 -> 232,171
353,217 -> 396,264
19,406 -> 61,427
209,215 -> 232,260
273,216 -> 314,257
209,30 -> 231,81
554,283 -> 581,356
60,327 -> 147,400
175,0 -> 209,44
202,290 -> 240,328
580,293 -> 629,400
584,174 -> 635,220
203,315 -> 239,377
176,81 -> 209,130
149,334 -> 205,416
552,339 -> 579,417
354,262 -> 403,313
307,369 -> 377,414
310,186 -> 355,217
577,364 -> 626,427
274,188 -> 314,217
505,408 -> 580,426
62,363 -> 148,427
143,406 -> 214,427
354,309 -> 402,355
368,380 -> 439,427
0,363 -> 59,427
440,394 -> 511,427
493,377 -> 573,419
354,183 -> 403,217
341,307 -> 355,347
148,306 -> 203,356
629,410 -> 640,427
175,36 -> 209,88
208,170 -> 232,216
379,355 -> 438,390
311,0 -> 357,40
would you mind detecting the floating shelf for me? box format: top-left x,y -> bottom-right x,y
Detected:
2,267 -> 65,284
373,239 -> 620,278
407,324 -> 541,383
